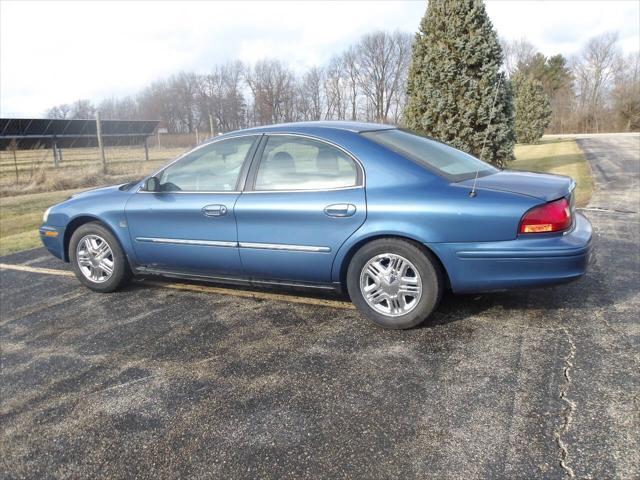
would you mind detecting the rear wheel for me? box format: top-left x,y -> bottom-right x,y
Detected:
347,238 -> 442,329
69,222 -> 131,292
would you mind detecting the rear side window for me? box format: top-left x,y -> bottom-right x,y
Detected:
158,136 -> 256,192
362,129 -> 498,182
254,136 -> 359,191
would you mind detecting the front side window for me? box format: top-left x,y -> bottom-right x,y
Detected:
254,136 -> 359,191
158,136 -> 256,192
361,129 -> 498,182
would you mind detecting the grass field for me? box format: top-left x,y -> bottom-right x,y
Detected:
0,189 -> 86,256
0,137 -> 594,256
512,137 -> 593,207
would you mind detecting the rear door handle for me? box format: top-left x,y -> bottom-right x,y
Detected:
202,204 -> 227,217
324,203 -> 356,217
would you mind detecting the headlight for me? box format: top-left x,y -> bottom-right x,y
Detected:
43,207 -> 52,223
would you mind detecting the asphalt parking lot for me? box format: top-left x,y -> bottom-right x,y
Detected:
1,134 -> 638,479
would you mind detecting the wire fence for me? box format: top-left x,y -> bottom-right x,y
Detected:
0,132 -> 202,195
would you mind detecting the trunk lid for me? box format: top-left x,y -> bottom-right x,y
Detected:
459,170 -> 575,201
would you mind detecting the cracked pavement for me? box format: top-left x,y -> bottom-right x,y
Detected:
1,133 -> 638,479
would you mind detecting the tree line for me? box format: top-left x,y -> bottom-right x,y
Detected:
502,32 -> 639,136
45,7 -> 638,143
46,31 -> 413,135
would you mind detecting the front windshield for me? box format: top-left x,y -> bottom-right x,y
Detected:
362,129 -> 498,182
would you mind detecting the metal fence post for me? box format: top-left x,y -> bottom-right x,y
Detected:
144,137 -> 149,162
52,138 -> 59,168
11,141 -> 19,182
96,111 -> 107,173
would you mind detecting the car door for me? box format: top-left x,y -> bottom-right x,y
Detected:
234,134 -> 366,284
125,135 -> 259,276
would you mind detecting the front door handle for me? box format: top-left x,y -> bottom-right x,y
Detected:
202,204 -> 228,217
324,203 -> 357,217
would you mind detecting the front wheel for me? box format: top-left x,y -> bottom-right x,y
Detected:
346,238 -> 443,329
69,222 -> 131,293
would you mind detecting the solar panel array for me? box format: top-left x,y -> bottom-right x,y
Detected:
0,118 -> 159,150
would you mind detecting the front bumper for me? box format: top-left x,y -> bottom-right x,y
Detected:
429,212 -> 593,294
39,225 -> 66,260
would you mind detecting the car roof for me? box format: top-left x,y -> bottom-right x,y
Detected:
215,121 -> 396,139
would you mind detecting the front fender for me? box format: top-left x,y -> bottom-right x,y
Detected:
45,186 -> 135,264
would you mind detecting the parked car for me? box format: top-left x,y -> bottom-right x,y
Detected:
40,122 -> 593,329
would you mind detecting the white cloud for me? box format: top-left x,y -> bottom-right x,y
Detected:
1,0 -> 638,117
485,0 -> 639,56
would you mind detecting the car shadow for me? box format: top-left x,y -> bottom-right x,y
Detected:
121,263 -> 610,332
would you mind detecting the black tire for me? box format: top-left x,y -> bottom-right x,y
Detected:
346,238 -> 443,329
69,221 -> 131,293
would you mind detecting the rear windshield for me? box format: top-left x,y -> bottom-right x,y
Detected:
361,129 -> 498,182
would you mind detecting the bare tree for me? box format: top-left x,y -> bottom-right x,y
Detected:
324,55 -> 347,120
171,72 -> 200,133
501,37 -> 537,77
611,51 -> 640,131
45,103 -> 72,119
342,46 -> 360,120
98,96 -> 138,120
246,59 -> 298,125
298,66 -> 324,121
137,79 -> 181,132
198,62 -> 248,133
69,99 -> 96,119
223,61 -> 248,131
198,68 -> 225,133
572,32 -> 621,132
356,31 -> 412,123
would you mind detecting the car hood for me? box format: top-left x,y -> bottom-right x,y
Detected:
458,170 -> 575,201
70,184 -> 127,199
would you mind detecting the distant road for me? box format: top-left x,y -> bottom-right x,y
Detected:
544,131 -> 640,139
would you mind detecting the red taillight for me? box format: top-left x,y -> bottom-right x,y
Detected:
519,198 -> 572,234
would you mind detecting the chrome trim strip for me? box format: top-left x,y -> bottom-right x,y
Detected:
243,186 -> 363,194
239,242 -> 331,253
137,190 -> 241,194
136,237 -> 237,248
135,237 -> 331,253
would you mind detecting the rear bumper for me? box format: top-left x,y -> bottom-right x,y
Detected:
429,213 -> 593,293
39,225 -> 66,260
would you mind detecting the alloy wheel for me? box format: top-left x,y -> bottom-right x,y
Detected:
359,253 -> 422,317
76,234 -> 115,283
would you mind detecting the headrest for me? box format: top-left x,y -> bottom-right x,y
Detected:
269,151 -> 295,171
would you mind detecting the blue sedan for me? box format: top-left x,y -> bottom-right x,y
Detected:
40,122 -> 592,329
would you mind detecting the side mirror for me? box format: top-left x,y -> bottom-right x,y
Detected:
145,176 -> 159,192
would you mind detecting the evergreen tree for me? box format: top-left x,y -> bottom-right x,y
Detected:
512,53 -> 571,135
404,0 -> 515,166
512,72 -> 552,143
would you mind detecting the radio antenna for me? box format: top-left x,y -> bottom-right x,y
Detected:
469,75 -> 502,198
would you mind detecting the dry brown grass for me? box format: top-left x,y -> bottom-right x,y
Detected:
0,145 -> 184,197
512,137 -> 593,207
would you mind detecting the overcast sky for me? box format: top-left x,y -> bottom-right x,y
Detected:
1,0 -> 638,117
